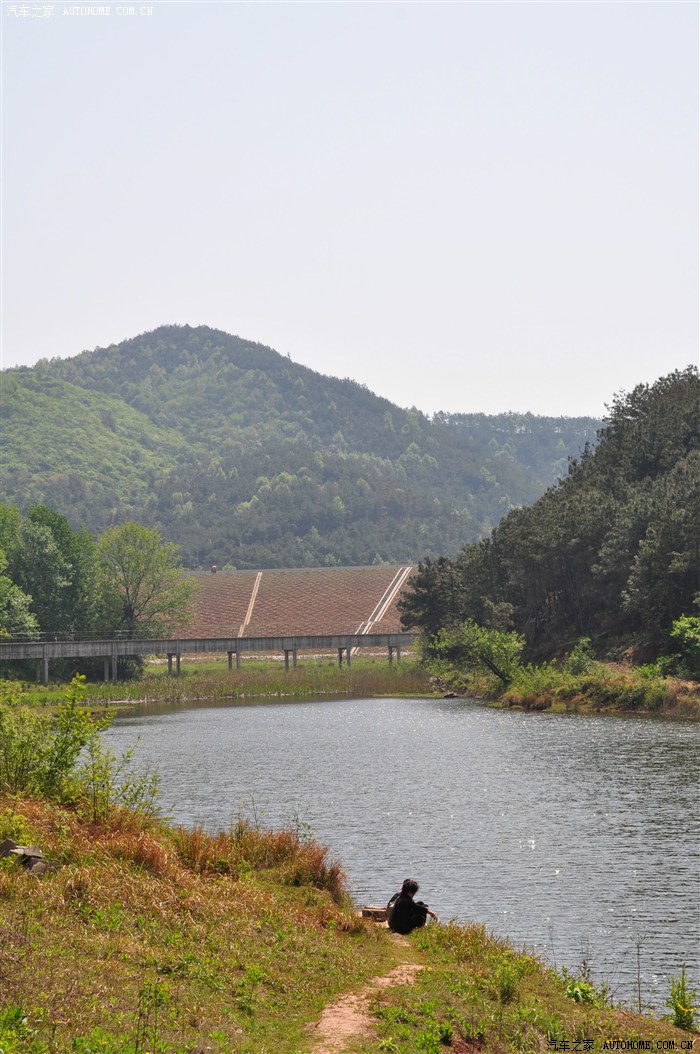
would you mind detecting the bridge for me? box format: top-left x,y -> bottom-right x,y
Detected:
0,633 -> 418,684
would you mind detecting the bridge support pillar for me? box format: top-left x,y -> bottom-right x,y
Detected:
283,648 -> 298,672
39,648 -> 49,685
35,659 -> 42,683
388,644 -> 402,664
167,653 -> 181,676
338,647 -> 351,667
104,657 -> 110,682
228,649 -> 241,671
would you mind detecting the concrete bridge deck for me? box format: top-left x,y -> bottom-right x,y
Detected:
0,633 -> 417,684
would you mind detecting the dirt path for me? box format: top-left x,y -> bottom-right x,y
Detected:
307,957 -> 424,1053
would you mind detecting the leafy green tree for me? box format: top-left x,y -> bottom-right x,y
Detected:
434,620 -> 525,685
11,519 -> 71,634
669,616 -> 700,678
0,551 -> 39,639
2,506 -> 100,639
25,505 -> 100,633
97,522 -> 195,639
0,503 -> 21,560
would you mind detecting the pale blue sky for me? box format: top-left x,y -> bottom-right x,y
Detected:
2,1 -> 697,416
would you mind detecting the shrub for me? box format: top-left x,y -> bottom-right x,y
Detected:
665,965 -> 697,1030
0,676 -> 93,797
565,638 -> 595,675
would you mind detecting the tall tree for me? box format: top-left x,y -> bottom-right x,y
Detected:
0,550 -> 39,639
8,506 -> 99,637
97,523 -> 195,639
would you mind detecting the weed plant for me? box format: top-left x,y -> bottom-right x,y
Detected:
665,965 -> 697,1030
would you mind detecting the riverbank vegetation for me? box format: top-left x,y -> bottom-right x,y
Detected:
400,369 -> 700,714
14,655 -> 432,708
1,681 -> 696,1051
359,922 -> 697,1053
424,625 -> 700,717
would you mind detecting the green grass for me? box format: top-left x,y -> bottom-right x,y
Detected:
19,656 -> 435,709
1,797 -> 695,1053
502,660 -> 700,718
357,923 -> 697,1053
0,794 -> 392,1053
428,657 -> 700,719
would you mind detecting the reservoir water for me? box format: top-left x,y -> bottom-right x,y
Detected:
103,696 -> 699,1009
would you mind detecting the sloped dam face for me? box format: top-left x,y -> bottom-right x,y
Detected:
104,696 -> 700,1009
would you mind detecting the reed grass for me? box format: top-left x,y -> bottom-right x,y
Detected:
502,661 -> 700,717
23,655 -> 434,708
431,657 -> 700,718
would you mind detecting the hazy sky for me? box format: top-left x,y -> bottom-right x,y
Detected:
2,1 -> 698,417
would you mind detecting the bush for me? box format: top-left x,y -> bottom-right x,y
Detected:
669,616 -> 700,679
0,676 -> 93,797
0,676 -> 160,822
666,965 -> 697,1030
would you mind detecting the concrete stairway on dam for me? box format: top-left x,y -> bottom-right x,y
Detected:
181,566 -> 415,640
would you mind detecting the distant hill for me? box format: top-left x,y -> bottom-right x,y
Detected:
0,324 -> 599,568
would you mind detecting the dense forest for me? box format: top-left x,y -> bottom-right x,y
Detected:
399,368 -> 700,657
1,325 -> 598,568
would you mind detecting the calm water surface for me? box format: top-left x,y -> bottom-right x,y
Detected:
104,696 -> 699,1008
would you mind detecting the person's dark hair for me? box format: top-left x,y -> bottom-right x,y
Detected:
401,879 -> 419,896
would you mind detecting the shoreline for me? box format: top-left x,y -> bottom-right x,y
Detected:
429,664 -> 700,721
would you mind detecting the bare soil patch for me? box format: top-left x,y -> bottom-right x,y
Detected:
307,960 -> 423,1053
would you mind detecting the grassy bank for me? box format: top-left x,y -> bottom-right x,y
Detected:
430,661 -> 700,719
0,795 -> 392,1053
18,656 -> 434,709
501,661 -> 700,719
358,922 -> 698,1053
1,797 -> 696,1054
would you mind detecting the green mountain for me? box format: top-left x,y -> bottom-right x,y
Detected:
1,324 -> 599,568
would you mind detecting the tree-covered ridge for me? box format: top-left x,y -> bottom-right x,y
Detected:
2,324 -> 599,568
399,367 -> 700,655
0,370 -> 187,529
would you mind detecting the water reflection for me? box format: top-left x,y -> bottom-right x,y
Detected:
103,696 -> 700,1008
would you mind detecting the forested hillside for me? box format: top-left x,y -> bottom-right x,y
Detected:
399,368 -> 700,655
1,325 -> 598,568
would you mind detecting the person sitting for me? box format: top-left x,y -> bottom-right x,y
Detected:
387,879 -> 438,934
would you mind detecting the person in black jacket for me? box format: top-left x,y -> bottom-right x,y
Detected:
387,879 -> 438,934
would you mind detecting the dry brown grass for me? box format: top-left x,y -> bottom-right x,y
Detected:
173,817 -> 348,902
